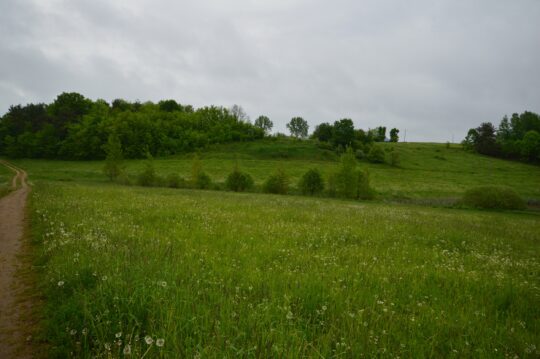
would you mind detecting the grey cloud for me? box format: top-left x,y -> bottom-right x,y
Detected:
1,0 -> 539,141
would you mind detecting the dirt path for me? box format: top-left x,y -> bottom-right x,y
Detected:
0,160 -> 34,358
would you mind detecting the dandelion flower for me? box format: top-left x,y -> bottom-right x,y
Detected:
57,281 -> 65,287
159,281 -> 167,288
116,332 -> 122,338
70,329 -> 77,336
123,344 -> 131,355
82,328 -> 88,335
156,338 -> 165,347
286,311 -> 293,320
145,336 -> 153,345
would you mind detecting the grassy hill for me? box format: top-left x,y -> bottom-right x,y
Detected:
15,139 -> 540,201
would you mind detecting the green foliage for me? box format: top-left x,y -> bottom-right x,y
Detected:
298,168 -> 324,195
0,93 -> 264,159
520,130 -> 540,162
331,119 -> 355,148
335,148 -> 359,198
254,116 -> 273,135
312,122 -> 333,142
466,111 -> 540,162
287,117 -> 309,139
462,185 -> 526,210
356,168 -> 374,200
367,145 -> 385,163
389,128 -> 399,142
136,152 -> 158,187
102,132 -> 124,181
263,168 -> 289,194
225,165 -> 254,192
190,154 -> 211,189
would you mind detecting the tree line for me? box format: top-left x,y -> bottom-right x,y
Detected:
0,92 -> 401,160
463,111 -> 540,163
0,93 -> 265,159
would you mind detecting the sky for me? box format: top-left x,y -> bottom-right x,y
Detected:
1,0 -> 539,142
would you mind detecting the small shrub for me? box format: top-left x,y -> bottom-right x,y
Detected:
299,168 -> 325,195
357,169 -> 374,200
117,171 -> 132,186
263,168 -> 289,194
462,185 -> 526,210
191,154 -> 212,189
226,165 -> 254,192
367,145 -> 385,163
355,149 -> 365,160
326,172 -> 337,197
195,172 -> 212,189
390,151 -> 400,167
137,153 -> 157,187
167,173 -> 186,188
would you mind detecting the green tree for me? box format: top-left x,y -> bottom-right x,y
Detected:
312,122 -> 333,142
287,117 -> 309,139
389,128 -> 399,142
367,145 -> 385,163
226,164 -> 254,192
190,154 -> 211,189
263,168 -> 289,194
137,151 -> 158,186
254,116 -> 273,135
332,119 -> 355,148
103,132 -> 124,181
335,148 -> 359,198
298,168 -> 325,195
520,130 -> 540,162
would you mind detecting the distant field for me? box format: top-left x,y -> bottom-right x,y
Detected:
15,140 -> 540,200
32,182 -> 540,357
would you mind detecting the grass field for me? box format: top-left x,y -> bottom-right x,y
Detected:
8,140 -> 540,357
14,140 -> 540,201
31,182 -> 539,357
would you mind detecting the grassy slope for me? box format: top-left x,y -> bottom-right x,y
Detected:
32,182 -> 539,358
14,140 -> 540,200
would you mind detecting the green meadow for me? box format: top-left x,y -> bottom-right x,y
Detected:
8,140 -> 540,357
16,140 -> 540,200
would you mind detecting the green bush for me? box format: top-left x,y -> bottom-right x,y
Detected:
137,153 -> 157,187
357,169 -> 374,199
226,166 -> 254,192
263,168 -> 289,194
299,168 -> 325,195
191,154 -> 212,189
194,172 -> 212,189
462,185 -> 526,210
367,145 -> 385,163
333,148 -> 374,199
166,173 -> 186,188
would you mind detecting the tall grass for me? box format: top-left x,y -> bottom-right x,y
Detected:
31,182 -> 540,357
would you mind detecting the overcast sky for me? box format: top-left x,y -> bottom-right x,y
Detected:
1,0 -> 539,142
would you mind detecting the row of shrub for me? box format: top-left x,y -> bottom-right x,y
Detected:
107,149 -> 375,200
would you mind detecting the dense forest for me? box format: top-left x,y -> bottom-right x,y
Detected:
0,92 -> 400,160
463,111 -> 540,163
0,93 -> 265,159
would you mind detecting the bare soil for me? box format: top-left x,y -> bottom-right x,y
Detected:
0,161 -> 35,358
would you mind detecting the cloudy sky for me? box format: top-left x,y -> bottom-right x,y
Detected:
1,0 -> 539,141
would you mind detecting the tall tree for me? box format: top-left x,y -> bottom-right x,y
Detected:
332,119 -> 355,147
254,115 -> 273,135
389,128 -> 399,142
103,132 -> 124,181
287,117 -> 309,139
313,122 -> 333,142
